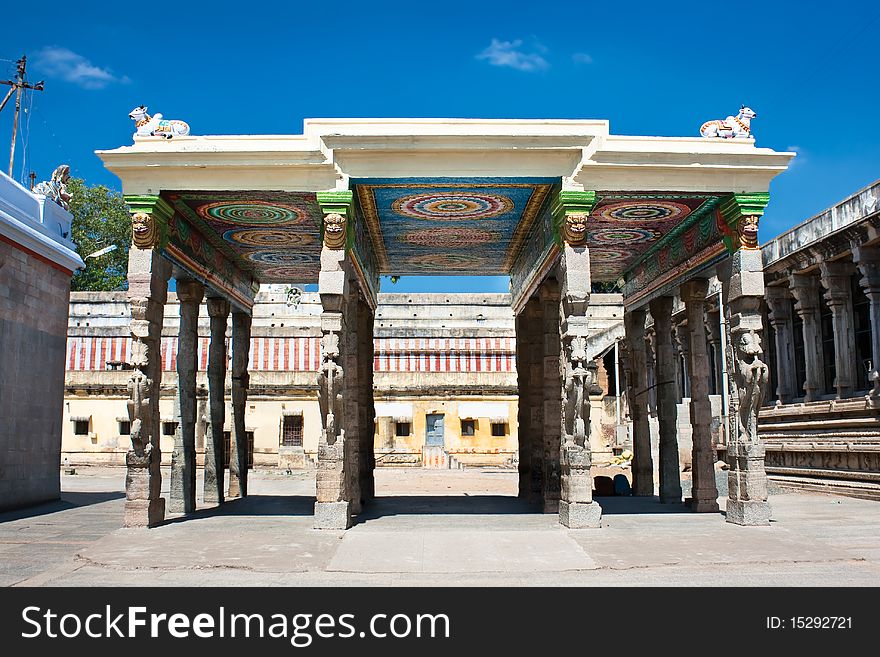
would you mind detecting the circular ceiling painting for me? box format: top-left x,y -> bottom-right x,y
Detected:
589,247 -> 635,263
392,193 -> 514,220
197,201 -> 304,225
400,227 -> 498,248
244,251 -> 315,265
597,201 -> 691,222
587,227 -> 659,245
223,228 -> 314,248
401,252 -> 489,271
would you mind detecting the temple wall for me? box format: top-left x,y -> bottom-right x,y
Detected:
0,172 -> 82,510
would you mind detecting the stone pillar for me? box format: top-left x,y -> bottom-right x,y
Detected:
315,202 -> 353,529
540,278 -> 561,513
124,214 -> 171,528
673,322 -> 690,400
705,310 -> 723,395
681,279 -> 719,512
788,272 -> 824,401
722,249 -> 772,526
515,309 -> 531,497
204,297 -> 230,504
765,285 -> 798,403
169,279 -> 204,514
227,311 -> 251,499
524,296 -> 544,504
343,286 -> 362,515
820,261 -> 858,399
624,308 -> 654,496
558,244 -> 602,527
853,245 -> 880,396
649,296 -> 682,504
358,294 -> 376,505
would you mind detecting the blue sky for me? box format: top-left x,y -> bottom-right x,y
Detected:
3,0 -> 878,293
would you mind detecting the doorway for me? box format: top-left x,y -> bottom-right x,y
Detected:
425,414 -> 445,447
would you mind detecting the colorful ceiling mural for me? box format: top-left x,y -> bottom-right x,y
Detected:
584,193 -> 725,282
352,178 -> 556,275
162,191 -> 324,283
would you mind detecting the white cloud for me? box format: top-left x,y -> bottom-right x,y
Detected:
572,52 -> 593,65
32,46 -> 130,89
476,39 -> 549,72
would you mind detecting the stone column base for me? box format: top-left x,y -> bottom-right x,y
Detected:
559,501 -> 602,528
726,499 -> 771,526
686,497 -> 720,513
124,498 -> 165,528
203,490 -> 221,504
314,501 -> 352,530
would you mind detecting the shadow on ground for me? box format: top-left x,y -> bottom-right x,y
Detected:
358,495 -> 540,519
161,494 -> 316,524
0,492 -> 124,524
596,496 -> 702,515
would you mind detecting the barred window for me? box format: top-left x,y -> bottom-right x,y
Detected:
73,420 -> 89,436
282,415 -> 304,447
395,422 -> 411,437
491,422 -> 507,437
461,419 -> 476,437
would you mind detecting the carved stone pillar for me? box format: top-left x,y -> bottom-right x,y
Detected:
343,284 -> 362,516
515,308 -> 531,498
625,308 -> 653,496
853,245 -> 880,396
124,209 -> 172,528
820,261 -> 858,399
525,296 -> 544,504
227,311 -> 251,499
169,278 -> 204,514
721,249 -> 772,525
558,244 -> 602,527
788,272 -> 823,401
681,279 -> 719,512
315,198 -> 353,529
705,310 -> 723,396
765,285 -> 798,403
673,322 -> 689,400
540,278 -> 561,513
649,297 -> 682,504
204,297 -> 229,504
357,294 -> 376,505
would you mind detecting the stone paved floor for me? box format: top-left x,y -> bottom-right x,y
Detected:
1,467 -> 879,586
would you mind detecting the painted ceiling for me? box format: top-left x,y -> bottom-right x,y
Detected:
352,178 -> 555,275
585,193 -> 725,282
163,191 -> 324,283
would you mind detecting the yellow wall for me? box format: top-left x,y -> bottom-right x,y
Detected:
374,397 -> 518,463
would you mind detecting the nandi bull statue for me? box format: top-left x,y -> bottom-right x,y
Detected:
700,105 -> 756,139
129,105 -> 190,139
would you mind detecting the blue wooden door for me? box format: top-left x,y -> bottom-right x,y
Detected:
425,414 -> 445,446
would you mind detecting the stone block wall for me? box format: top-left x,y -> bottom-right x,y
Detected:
0,239 -> 72,509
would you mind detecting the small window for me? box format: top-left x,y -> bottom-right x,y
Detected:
74,420 -> 89,436
395,422 -> 411,437
461,419 -> 476,437
491,422 -> 507,437
162,421 -> 178,436
119,420 -> 131,436
282,415 -> 303,447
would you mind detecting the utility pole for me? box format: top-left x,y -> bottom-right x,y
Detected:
0,56 -> 44,177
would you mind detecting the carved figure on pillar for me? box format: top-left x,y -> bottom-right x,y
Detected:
319,331 -> 344,445
734,332 -> 769,442
563,336 -> 591,447
126,370 -> 152,459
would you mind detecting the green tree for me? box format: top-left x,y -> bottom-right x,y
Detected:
68,178 -> 131,291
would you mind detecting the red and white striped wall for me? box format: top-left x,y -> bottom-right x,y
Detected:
66,335 -> 516,373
